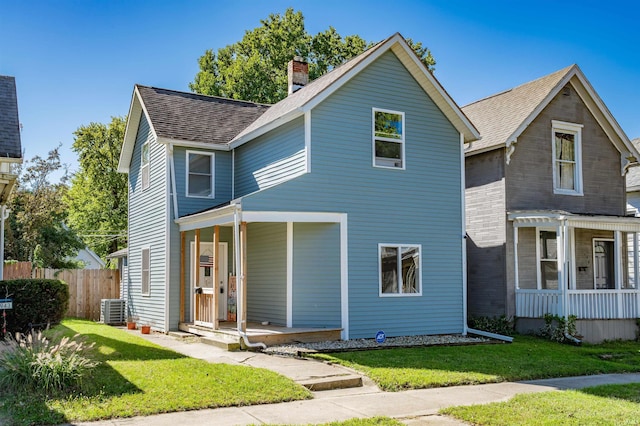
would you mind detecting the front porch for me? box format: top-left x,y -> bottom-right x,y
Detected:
179,321 -> 342,349
510,211 -> 640,326
175,202 -> 348,347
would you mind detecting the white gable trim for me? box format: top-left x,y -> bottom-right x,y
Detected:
229,33 -> 479,149
118,86 -> 159,173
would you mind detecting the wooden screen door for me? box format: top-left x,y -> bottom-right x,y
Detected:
191,242 -> 228,327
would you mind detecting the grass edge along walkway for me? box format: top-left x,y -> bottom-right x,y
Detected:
442,382 -> 640,425
0,319 -> 311,426
311,334 -> 640,391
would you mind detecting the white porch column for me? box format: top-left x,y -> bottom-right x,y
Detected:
615,230 -> 623,318
0,205 -> 8,279
556,223 -> 567,318
513,225 -> 519,290
286,222 -> 293,328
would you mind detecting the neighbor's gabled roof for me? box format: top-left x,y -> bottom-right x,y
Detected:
462,64 -> 638,162
627,138 -> 640,192
119,32 -> 480,172
0,76 -> 23,159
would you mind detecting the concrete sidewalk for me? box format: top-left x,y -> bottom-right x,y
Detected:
66,330 -> 640,425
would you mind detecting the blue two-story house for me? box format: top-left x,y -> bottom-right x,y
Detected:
118,33 -> 480,345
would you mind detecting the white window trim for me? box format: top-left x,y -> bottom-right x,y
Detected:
372,108 -> 406,170
141,142 -> 150,191
592,238 -> 615,290
551,120 -> 583,196
536,227 -> 559,290
378,243 -> 422,297
186,150 -> 215,199
141,246 -> 151,296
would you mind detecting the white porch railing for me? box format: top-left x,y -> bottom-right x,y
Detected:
516,290 -> 562,317
516,289 -> 640,319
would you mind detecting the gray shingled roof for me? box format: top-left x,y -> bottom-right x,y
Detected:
0,76 -> 23,158
136,86 -> 270,145
231,36 -> 388,143
462,65 -> 574,155
627,138 -> 640,190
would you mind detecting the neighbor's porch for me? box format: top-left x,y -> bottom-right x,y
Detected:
510,211 -> 640,320
174,202 -> 348,346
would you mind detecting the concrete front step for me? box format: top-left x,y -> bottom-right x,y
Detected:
199,336 -> 241,351
299,374 -> 363,391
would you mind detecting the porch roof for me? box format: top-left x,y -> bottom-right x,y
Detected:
508,210 -> 640,232
175,201 -> 345,232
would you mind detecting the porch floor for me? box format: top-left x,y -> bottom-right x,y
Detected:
178,321 -> 342,349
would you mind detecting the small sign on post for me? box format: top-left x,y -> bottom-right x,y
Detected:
375,330 -> 386,344
0,299 -> 13,310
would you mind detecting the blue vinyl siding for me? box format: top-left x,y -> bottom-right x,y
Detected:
173,147 -> 232,217
293,223 -> 341,327
127,114 -> 168,330
241,51 -> 464,338
234,116 -> 306,198
246,223 -> 287,325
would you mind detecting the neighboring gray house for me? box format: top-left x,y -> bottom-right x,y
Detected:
118,33 -> 480,343
627,138 -> 640,214
463,65 -> 640,343
0,76 -> 24,277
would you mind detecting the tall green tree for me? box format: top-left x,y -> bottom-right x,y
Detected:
5,147 -> 85,268
189,8 -> 435,104
64,117 -> 128,260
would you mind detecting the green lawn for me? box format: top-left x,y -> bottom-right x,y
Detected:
442,383 -> 640,425
0,319 -> 310,426
312,335 -> 640,391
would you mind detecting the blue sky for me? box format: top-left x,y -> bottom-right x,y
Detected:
1,0 -> 638,181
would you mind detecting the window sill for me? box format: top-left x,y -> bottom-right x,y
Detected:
379,293 -> 422,298
553,189 -> 583,196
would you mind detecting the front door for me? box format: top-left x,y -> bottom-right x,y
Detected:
594,239 -> 614,289
191,242 -> 228,326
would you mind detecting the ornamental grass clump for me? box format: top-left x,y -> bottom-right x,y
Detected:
0,329 -> 98,395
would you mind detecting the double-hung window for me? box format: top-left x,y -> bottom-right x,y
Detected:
373,108 -> 405,169
379,244 -> 421,296
187,151 -> 214,198
141,247 -> 150,295
552,120 -> 583,195
141,143 -> 149,190
538,230 -> 558,290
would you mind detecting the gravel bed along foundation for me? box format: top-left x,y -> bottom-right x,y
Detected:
264,334 -> 493,356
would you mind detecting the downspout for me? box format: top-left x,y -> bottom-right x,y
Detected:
233,204 -> 266,350
460,133 -> 512,343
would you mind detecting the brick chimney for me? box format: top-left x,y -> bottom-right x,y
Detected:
288,56 -> 308,95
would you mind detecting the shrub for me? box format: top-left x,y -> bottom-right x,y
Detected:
539,314 -> 580,344
0,329 -> 97,395
468,315 -> 514,336
1,279 -> 69,339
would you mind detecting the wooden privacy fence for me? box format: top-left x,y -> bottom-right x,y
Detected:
3,262 -> 120,321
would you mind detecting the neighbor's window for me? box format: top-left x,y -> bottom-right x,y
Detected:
373,109 -> 405,169
379,244 -> 421,296
141,143 -> 150,190
538,230 -> 558,290
552,120 -> 583,195
141,248 -> 150,295
187,151 -> 214,198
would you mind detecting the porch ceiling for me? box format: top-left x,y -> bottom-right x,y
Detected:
508,210 -> 640,232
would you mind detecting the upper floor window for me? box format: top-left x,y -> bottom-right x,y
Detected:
373,108 -> 405,169
141,143 -> 149,190
379,244 -> 421,296
552,120 -> 583,196
187,151 -> 214,198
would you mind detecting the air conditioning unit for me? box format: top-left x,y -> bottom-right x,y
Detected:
101,299 -> 125,325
